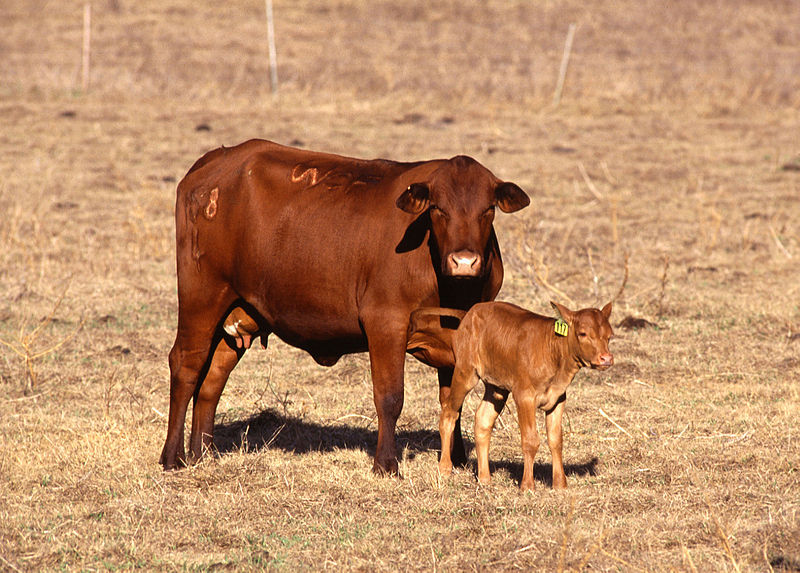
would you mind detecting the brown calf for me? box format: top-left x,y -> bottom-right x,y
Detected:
409,301 -> 613,490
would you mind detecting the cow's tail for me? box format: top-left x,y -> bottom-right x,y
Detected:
406,307 -> 466,369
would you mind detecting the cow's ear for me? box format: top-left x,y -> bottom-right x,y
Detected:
495,182 -> 530,213
396,183 -> 430,214
550,301 -> 575,324
601,301 -> 612,320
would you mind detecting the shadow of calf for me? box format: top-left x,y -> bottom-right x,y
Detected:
490,457 -> 600,488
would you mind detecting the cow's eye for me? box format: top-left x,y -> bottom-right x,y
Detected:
430,205 -> 449,219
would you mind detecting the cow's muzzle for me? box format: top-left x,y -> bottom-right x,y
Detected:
445,250 -> 483,277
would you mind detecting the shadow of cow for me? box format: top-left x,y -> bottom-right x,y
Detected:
212,408 -> 600,489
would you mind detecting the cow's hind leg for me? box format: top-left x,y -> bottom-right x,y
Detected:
188,305 -> 266,461
188,337 -> 242,462
160,288 -> 237,470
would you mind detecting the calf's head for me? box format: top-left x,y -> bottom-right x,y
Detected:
396,156 -> 529,278
551,301 -> 614,370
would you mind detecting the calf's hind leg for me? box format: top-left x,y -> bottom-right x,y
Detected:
513,390 -> 540,491
439,364 -> 479,477
474,383 -> 509,485
438,368 -> 468,467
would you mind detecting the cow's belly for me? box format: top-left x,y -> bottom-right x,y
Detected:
246,278 -> 363,338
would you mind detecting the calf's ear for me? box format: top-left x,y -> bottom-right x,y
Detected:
495,182 -> 530,213
601,301 -> 612,320
550,301 -> 575,323
396,183 -> 430,214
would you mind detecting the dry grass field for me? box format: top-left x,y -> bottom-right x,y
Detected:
1,0 -> 799,570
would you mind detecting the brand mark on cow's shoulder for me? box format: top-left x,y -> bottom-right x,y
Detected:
291,165 -> 320,186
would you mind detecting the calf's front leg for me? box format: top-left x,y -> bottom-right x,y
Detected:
545,395 -> 567,489
513,390 -> 540,491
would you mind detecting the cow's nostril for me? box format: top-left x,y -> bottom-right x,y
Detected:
447,251 -> 482,276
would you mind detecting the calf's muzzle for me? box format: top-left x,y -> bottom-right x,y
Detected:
593,352 -> 614,370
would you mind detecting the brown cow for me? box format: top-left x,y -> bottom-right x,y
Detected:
160,139 -> 529,475
408,301 -> 613,490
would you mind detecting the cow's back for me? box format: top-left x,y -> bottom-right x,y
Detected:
175,139 -> 443,349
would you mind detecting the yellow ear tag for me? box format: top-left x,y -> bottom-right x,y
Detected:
554,319 -> 569,337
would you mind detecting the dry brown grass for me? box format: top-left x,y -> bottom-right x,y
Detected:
2,0 -> 799,571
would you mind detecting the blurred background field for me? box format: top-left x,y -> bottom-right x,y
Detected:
1,1 -> 799,570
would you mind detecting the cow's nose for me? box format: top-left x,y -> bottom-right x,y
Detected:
446,251 -> 482,277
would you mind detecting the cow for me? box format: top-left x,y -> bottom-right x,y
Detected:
407,301 -> 613,490
160,139 -> 530,475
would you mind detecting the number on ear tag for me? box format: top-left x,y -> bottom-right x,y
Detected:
554,319 -> 569,337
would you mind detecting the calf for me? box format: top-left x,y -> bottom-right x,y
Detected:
408,301 -> 613,490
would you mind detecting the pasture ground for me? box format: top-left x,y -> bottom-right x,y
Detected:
1,1 -> 799,571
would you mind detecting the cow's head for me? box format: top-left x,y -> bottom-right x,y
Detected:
552,301 -> 614,370
396,156 -> 529,278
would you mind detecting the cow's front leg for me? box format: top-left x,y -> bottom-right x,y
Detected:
364,319 -> 408,476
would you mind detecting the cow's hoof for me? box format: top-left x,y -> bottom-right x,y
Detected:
372,459 -> 400,477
